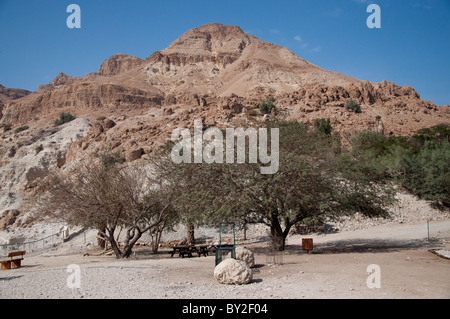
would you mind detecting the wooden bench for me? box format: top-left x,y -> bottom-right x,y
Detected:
1,251 -> 26,270
196,245 -> 209,257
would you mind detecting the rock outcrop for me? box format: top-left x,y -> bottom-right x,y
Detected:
98,54 -> 143,76
0,118 -> 91,216
0,84 -> 31,102
0,209 -> 21,230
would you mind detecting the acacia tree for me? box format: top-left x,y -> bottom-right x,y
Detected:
154,120 -> 395,250
34,154 -> 177,258
149,146 -> 214,244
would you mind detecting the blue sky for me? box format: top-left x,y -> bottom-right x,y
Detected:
0,0 -> 449,105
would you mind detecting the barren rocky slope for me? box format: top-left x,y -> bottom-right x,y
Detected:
0,22 -> 449,223
0,84 -> 31,103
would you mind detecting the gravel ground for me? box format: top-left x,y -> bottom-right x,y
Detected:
0,192 -> 449,299
0,225 -> 449,299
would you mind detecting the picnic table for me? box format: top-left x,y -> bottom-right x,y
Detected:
170,245 -> 212,258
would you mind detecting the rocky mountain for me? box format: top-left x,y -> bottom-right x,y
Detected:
0,85 -> 31,124
0,23 -> 448,226
145,23 -> 358,96
0,84 -> 31,102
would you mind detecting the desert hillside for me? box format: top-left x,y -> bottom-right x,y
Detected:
0,22 -> 449,222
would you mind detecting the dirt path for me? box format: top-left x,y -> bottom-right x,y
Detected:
295,219 -> 450,252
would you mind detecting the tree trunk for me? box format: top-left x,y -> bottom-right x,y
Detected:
121,228 -> 142,258
270,216 -> 289,251
270,228 -> 287,251
151,230 -> 163,253
105,227 -> 138,259
104,227 -> 123,258
97,229 -> 106,249
187,223 -> 195,245
109,237 -> 123,258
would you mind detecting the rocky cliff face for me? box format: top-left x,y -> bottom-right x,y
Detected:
98,54 -> 143,76
0,84 -> 31,102
0,23 -> 448,222
0,118 -> 92,226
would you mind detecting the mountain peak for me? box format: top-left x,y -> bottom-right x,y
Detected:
98,53 -> 142,76
162,23 -> 251,57
49,72 -> 76,86
144,23 -> 358,97
187,23 -> 246,39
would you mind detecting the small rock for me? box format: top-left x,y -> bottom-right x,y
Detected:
163,107 -> 174,116
125,148 -> 144,162
103,119 -> 116,129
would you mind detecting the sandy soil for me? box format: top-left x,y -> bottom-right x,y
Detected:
1,219 -> 448,300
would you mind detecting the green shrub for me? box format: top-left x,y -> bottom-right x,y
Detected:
54,112 -> 76,126
99,151 -> 125,168
400,140 -> 450,208
413,124 -> 450,144
35,144 -> 44,155
14,126 -> 29,134
259,97 -> 276,114
349,126 -> 450,208
97,116 -> 106,121
313,118 -> 332,136
3,125 -> 11,132
345,99 -> 361,113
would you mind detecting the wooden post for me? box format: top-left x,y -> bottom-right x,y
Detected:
1,261 -> 11,270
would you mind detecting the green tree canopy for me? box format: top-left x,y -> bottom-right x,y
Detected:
152,120 -> 395,250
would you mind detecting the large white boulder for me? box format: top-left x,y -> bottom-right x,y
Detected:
214,258 -> 253,285
234,246 -> 255,267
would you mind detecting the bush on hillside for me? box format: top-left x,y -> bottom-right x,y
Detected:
54,112 -> 75,126
345,98 -> 361,113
